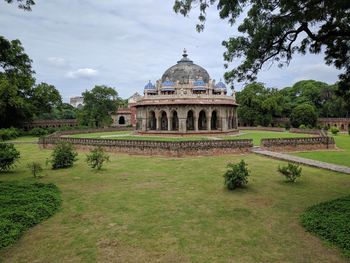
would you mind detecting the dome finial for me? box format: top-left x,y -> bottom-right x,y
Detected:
183,48 -> 188,58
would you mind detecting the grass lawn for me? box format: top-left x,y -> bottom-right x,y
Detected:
223,130 -> 311,146
0,144 -> 349,262
6,136 -> 39,143
66,130 -> 311,144
293,134 -> 350,167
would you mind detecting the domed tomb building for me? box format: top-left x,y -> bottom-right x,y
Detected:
136,50 -> 238,133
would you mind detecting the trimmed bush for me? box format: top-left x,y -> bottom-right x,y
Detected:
290,103 -> 317,128
0,181 -> 61,249
0,128 -> 20,141
301,195 -> 350,258
29,127 -> 48,137
223,160 -> 250,190
50,142 -> 78,169
86,147 -> 110,170
330,126 -> 339,135
0,143 -> 20,172
278,163 -> 302,182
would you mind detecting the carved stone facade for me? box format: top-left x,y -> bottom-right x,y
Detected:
135,50 -> 238,133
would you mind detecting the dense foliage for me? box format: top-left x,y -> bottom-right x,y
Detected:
27,161 -> 43,178
278,163 -> 302,182
0,143 -> 20,172
173,0 -> 350,87
330,126 -> 340,135
237,80 -> 349,127
223,160 -> 250,190
79,85 -> 121,128
50,142 -> 78,169
86,147 -> 110,170
290,104 -> 317,128
301,195 -> 350,258
0,128 -> 21,141
0,181 -> 61,249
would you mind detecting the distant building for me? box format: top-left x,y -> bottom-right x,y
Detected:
69,96 -> 84,108
111,92 -> 141,127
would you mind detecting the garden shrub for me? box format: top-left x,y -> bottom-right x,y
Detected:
223,160 -> 250,190
299,124 -> 306,129
0,128 -> 20,141
330,126 -> 339,135
0,181 -> 61,249
0,143 -> 20,172
278,163 -> 302,182
27,162 -> 43,178
86,147 -> 110,170
29,127 -> 48,136
301,195 -> 350,258
50,142 -> 78,169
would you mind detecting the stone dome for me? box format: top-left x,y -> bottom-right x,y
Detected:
161,49 -> 210,84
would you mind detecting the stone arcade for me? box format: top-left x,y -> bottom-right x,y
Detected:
136,50 -> 238,134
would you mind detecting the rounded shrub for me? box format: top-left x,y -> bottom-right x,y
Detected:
290,104 -> 317,128
86,147 -> 110,170
223,160 -> 250,190
330,126 -> 339,135
0,143 -> 20,172
50,142 -> 78,169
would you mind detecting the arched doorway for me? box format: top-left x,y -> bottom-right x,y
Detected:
160,111 -> 168,130
172,111 -> 179,131
118,116 -> 125,125
211,110 -> 218,130
198,110 -> 207,130
148,111 -> 156,130
341,124 -> 345,130
186,110 -> 195,131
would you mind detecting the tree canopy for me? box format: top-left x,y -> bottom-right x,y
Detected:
173,0 -> 350,85
79,85 -> 120,128
237,80 -> 349,127
3,0 -> 35,11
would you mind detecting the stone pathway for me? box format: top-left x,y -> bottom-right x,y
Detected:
251,147 -> 350,174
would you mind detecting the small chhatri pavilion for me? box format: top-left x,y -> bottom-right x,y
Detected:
135,49 -> 238,134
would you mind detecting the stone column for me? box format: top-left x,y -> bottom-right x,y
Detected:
157,117 -> 161,130
168,117 -> 172,131
207,114 -> 212,131
194,117 -> 198,131
179,118 -> 186,133
234,109 -> 238,129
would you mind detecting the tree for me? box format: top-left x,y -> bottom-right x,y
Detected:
3,0 -> 35,11
223,160 -> 250,190
290,103 -> 317,128
0,36 -> 35,128
31,83 -> 62,118
79,85 -> 119,128
173,1 -> 350,85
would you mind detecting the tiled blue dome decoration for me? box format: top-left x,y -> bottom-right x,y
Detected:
193,79 -> 206,87
144,81 -> 155,89
161,87 -> 175,91
162,80 -> 175,87
215,80 -> 227,90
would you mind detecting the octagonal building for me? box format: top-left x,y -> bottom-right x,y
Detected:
136,50 -> 238,134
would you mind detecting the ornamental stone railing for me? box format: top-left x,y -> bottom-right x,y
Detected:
39,136 -> 253,156
289,128 -> 323,135
261,136 -> 335,151
239,127 -> 286,132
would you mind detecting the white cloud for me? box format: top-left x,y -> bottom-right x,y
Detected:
47,57 -> 67,67
66,68 -> 99,79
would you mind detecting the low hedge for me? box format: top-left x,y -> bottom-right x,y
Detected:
301,195 -> 350,258
0,181 -> 61,249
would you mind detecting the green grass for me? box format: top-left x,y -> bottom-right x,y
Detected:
6,136 -> 38,143
223,130 -> 311,145
67,130 -> 311,144
293,134 -> 350,167
0,181 -> 61,249
0,144 -> 349,262
301,195 -> 350,258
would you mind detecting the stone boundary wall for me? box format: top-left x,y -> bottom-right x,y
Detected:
52,127 -> 134,137
289,128 -> 322,135
39,136 -> 253,157
238,127 -> 286,132
260,137 -> 335,152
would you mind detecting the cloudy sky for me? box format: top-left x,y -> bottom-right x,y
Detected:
0,0 -> 342,101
